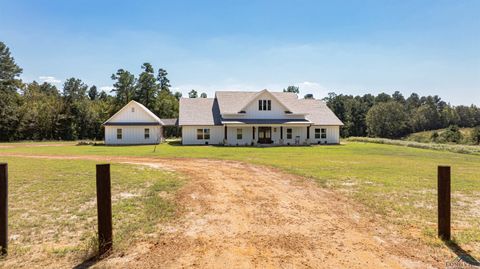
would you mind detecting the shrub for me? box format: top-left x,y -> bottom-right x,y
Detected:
440,125 -> 462,143
471,126 -> 480,145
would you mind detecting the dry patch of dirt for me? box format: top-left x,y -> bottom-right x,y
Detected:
0,153 -> 447,268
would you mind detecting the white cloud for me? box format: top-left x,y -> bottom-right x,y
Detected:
297,81 -> 329,99
39,76 -> 61,84
100,86 -> 114,93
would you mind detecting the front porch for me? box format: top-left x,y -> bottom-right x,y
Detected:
222,124 -> 318,146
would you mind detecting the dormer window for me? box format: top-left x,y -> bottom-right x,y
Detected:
258,100 -> 271,111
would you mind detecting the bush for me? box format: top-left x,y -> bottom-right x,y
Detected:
440,125 -> 462,143
471,126 -> 480,145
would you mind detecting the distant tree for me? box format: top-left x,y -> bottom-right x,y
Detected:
88,85 -> 98,100
174,91 -> 182,100
111,69 -> 136,107
304,94 -> 314,99
283,86 -> 299,94
189,89 -> 198,98
200,92 -> 207,98
0,41 -> 23,93
366,101 -> 408,138
157,68 -> 171,93
62,77 -> 88,101
392,91 -> 405,104
470,126 -> 480,145
135,63 -> 158,110
0,41 -> 23,141
374,92 -> 392,103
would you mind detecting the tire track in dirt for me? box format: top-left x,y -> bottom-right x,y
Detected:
0,153 -> 444,268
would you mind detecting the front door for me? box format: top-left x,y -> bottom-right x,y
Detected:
258,127 -> 272,144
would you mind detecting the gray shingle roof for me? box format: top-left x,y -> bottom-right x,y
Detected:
178,98 -> 222,125
179,91 -> 343,126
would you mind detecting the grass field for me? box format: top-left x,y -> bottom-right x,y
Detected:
0,156 -> 183,267
0,141 -> 479,258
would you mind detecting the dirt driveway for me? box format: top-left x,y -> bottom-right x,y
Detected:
0,153 -> 444,268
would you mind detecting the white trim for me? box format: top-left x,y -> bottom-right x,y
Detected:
236,89 -> 292,114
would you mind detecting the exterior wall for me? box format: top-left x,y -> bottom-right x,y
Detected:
226,126 -> 253,146
181,125 -> 224,145
282,126 -> 308,145
308,125 -> 340,144
111,102 -> 157,123
222,125 -> 341,145
105,125 -> 162,145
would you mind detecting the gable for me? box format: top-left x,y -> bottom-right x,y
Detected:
104,101 -> 163,124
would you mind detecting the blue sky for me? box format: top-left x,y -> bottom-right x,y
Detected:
1,0 -> 479,104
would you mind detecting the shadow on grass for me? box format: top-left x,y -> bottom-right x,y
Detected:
446,240 -> 480,266
72,256 -> 97,269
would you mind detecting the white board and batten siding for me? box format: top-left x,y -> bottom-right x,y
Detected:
105,126 -> 161,145
181,126 -> 224,145
104,101 -> 164,145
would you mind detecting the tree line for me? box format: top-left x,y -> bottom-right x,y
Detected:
0,41 -> 183,141
323,92 -> 480,140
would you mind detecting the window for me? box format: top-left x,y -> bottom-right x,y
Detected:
286,128 -> 292,139
196,128 -> 210,140
315,128 -> 321,139
237,128 -> 243,140
321,128 -> 327,139
117,128 -> 122,139
258,99 -> 272,111
144,128 -> 150,139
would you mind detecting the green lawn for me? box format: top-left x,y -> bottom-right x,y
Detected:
0,141 -> 479,256
0,156 -> 183,267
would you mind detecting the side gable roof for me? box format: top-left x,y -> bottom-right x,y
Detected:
103,100 -> 164,125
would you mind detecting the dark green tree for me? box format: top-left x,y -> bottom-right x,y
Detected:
157,68 -> 171,92
135,63 -> 158,110
188,89 -> 198,98
88,85 -> 98,100
200,92 -> 207,98
111,69 -> 136,107
0,41 -> 23,141
283,85 -> 299,94
366,101 -> 408,138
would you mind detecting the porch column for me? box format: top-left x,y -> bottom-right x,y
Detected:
253,126 -> 255,139
280,126 -> 283,140
224,125 -> 227,140
307,126 -> 310,139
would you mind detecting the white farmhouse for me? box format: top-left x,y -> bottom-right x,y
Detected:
179,89 -> 344,145
103,101 -> 165,145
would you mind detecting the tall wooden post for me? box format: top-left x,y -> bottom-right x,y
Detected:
438,166 -> 451,241
96,164 -> 112,256
0,163 -> 8,255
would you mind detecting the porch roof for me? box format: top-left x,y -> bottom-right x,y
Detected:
221,119 -> 312,125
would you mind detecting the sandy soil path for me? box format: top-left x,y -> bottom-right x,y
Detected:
0,153 -> 442,268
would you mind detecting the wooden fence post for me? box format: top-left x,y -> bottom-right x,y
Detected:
0,163 -> 8,255
438,165 -> 451,241
96,164 -> 112,256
